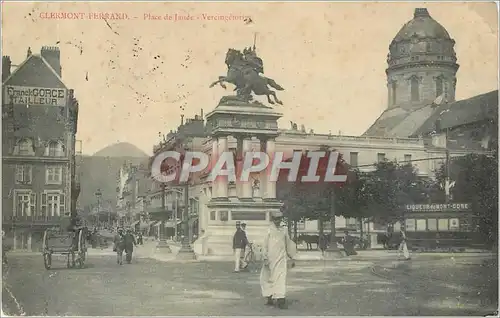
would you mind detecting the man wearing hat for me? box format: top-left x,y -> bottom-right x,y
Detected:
232,221 -> 249,272
113,228 -> 126,265
260,209 -> 296,309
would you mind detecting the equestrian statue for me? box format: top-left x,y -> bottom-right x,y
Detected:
209,39 -> 284,105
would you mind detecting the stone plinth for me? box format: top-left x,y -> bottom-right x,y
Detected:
204,192 -> 282,256
203,98 -> 284,256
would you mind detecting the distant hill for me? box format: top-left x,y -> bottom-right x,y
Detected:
76,143 -> 150,215
93,142 -> 148,158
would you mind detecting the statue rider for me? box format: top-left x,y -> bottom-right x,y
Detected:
243,46 -> 264,74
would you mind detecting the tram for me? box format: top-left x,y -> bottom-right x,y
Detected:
402,203 -> 484,251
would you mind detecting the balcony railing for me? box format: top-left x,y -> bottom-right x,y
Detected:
3,215 -> 64,224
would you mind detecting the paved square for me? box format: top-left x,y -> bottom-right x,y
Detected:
2,254 -> 497,316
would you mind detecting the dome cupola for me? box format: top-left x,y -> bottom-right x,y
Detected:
385,8 -> 459,110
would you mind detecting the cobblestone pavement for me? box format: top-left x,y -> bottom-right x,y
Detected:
2,254 -> 497,316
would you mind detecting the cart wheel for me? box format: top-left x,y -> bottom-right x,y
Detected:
44,253 -> 52,270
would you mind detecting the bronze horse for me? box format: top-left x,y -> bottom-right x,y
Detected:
209,48 -> 284,105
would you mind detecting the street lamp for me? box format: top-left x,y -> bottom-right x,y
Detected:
94,188 -> 102,228
176,181 -> 196,259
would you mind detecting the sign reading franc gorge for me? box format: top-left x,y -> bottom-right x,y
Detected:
4,85 -> 67,107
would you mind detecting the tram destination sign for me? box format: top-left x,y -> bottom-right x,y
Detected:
4,85 -> 67,107
404,203 -> 471,212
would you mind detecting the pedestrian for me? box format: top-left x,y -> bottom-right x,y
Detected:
241,222 -> 251,269
341,230 -> 357,256
124,229 -> 137,264
113,228 -> 126,265
260,210 -> 297,309
398,226 -> 411,260
232,221 -> 249,272
319,234 -> 328,256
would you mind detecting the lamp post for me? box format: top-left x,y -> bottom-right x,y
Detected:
176,181 -> 196,260
95,188 -> 102,228
156,183 -> 172,252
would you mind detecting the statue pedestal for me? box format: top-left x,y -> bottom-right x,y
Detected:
204,198 -> 282,256
202,99 -> 284,256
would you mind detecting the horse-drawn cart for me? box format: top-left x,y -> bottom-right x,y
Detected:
42,228 -> 87,270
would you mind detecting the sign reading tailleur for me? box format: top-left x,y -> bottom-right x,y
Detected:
4,85 -> 67,107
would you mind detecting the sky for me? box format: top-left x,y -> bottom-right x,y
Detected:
2,2 -> 498,155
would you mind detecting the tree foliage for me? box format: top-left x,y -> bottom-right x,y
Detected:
278,155 -> 429,226
434,152 -> 498,241
363,160 -> 429,224
276,150 -> 350,222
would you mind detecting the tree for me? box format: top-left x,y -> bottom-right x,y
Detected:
276,149 -> 350,241
434,152 -> 498,245
334,168 -> 373,237
361,160 -> 429,226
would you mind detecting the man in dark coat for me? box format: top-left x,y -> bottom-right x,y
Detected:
341,230 -> 357,256
124,229 -> 137,264
113,228 -> 126,265
233,221 -> 249,272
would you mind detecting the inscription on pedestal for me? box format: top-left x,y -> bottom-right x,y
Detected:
231,211 -> 267,221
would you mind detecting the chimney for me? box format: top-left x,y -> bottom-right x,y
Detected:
2,56 -> 11,82
414,8 -> 430,18
40,46 -> 61,76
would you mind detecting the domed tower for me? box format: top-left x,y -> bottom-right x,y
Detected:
386,8 -> 459,110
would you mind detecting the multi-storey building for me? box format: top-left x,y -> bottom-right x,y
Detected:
2,46 -> 80,251
116,162 -> 150,227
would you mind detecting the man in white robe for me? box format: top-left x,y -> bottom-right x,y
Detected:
398,227 -> 411,260
260,210 -> 296,309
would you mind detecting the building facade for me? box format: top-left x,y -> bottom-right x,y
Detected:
2,46 -> 80,251
115,162 -> 150,227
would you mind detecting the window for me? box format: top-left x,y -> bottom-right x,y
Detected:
405,219 -> 416,231
17,139 -> 34,156
410,76 -> 420,101
427,218 -> 437,231
46,141 -> 64,157
438,219 -> 449,231
41,192 -> 65,216
416,219 -> 427,231
349,152 -> 358,167
46,166 -> 63,184
444,81 -> 449,100
15,165 -> 32,184
449,218 -> 459,231
14,191 -> 36,216
377,153 -> 386,163
436,76 -> 443,97
391,81 -> 397,105
210,211 -> 216,221
404,154 -> 412,163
